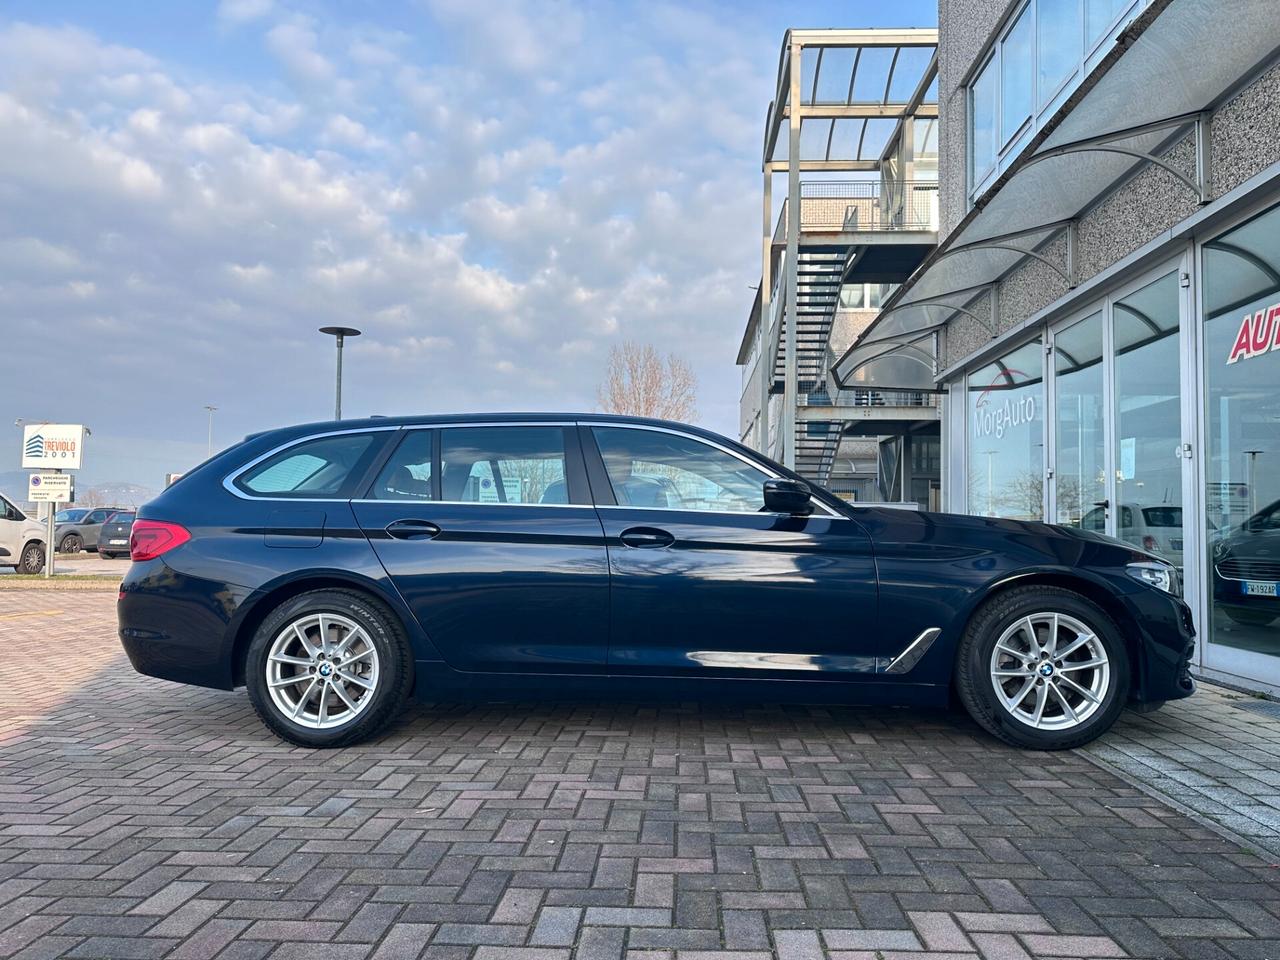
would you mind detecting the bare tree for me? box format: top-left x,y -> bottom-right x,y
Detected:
596,342 -> 698,422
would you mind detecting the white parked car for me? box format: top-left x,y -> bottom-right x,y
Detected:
0,492 -> 47,574
1080,502 -> 1184,569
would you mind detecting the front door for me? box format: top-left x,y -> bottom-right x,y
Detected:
352,424 -> 610,672
583,424 -> 882,677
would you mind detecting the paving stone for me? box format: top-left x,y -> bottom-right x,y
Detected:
3,593 -> 1280,960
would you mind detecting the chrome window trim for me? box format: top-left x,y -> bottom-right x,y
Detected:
582,420 -> 842,519
351,499 -> 589,510
222,426 -> 403,502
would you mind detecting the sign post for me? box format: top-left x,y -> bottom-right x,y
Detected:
22,424 -> 87,579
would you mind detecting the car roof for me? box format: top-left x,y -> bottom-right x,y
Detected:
249,413 -> 732,444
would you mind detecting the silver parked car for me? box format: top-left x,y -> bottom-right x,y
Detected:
55,506 -> 125,553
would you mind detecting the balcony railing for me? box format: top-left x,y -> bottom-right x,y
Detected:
779,180 -> 939,234
801,387 -> 936,409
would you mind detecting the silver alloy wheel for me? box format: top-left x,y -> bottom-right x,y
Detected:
265,612 -> 380,730
989,611 -> 1110,730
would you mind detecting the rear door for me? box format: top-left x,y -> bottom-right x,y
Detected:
351,423 -> 610,672
582,424 -> 883,677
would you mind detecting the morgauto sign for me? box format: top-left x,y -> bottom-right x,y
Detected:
21,424 -> 87,470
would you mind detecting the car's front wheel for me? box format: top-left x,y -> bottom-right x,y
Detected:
245,589 -> 413,747
955,586 -> 1129,750
18,542 -> 44,574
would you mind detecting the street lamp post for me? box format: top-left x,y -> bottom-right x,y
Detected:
319,326 -> 361,420
204,405 -> 217,458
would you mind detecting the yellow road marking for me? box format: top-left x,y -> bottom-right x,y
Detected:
0,609 -> 63,620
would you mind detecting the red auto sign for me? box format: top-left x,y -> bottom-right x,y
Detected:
1227,301 -> 1280,364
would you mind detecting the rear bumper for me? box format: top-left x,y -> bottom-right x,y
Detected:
118,559 -> 247,690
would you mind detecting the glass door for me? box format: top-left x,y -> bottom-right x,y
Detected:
1200,203 -> 1280,689
1111,270 -> 1185,567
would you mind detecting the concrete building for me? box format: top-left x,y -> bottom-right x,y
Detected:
736,29 -> 943,506
806,0 -> 1280,695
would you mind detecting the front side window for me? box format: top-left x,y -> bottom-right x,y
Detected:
593,427 -> 769,513
237,433 -> 379,497
56,509 -> 88,523
440,427 -> 568,505
84,509 -> 113,524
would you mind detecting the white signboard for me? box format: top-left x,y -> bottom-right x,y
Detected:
28,473 -> 73,503
22,424 -> 86,470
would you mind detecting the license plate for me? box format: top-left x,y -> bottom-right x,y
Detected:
1243,581 -> 1278,597
109,539 -> 128,545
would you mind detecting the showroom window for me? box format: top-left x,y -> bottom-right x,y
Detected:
966,340 -> 1044,519
1052,312 -> 1105,527
1203,203 -> 1280,666
969,0 -> 1148,198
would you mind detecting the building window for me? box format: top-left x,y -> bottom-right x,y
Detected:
968,0 -> 1148,200
966,340 -> 1044,519
1052,312 -> 1105,527
1203,203 -> 1280,667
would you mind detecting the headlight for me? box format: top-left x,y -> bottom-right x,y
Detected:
1212,539 -> 1229,559
1127,561 -> 1181,597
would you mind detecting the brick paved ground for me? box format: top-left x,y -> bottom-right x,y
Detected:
1086,684 -> 1280,860
3,591 -> 1280,960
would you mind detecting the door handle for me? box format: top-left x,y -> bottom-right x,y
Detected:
385,519 -> 441,541
618,526 -> 675,549
1093,500 -> 1110,509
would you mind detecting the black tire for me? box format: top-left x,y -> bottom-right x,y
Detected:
59,533 -> 83,554
100,551 -> 115,560
955,585 -> 1130,750
1225,607 -> 1276,627
18,542 -> 44,575
245,589 -> 413,747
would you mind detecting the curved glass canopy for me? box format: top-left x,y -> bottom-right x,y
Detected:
835,0 -> 1280,390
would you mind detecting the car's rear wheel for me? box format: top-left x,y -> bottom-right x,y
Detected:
59,533 -> 83,553
100,551 -> 116,560
955,586 -> 1129,750
245,589 -> 412,747
18,542 -> 44,574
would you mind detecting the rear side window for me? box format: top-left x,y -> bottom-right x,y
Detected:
371,431 -> 435,501
440,427 -> 569,505
236,433 -> 379,497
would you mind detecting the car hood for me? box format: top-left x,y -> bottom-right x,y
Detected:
1218,525 -> 1280,556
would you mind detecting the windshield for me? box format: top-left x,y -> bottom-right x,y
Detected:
55,509 -> 89,523
1142,507 -> 1182,527
108,512 -> 136,523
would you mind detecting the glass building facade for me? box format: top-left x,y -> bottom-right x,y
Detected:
944,198 -> 1280,693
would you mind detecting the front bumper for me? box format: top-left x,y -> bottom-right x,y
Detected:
1124,586 -> 1196,705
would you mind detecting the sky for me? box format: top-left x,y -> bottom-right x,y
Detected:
0,0 -> 937,490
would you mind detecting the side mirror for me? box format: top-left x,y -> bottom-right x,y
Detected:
764,478 -> 814,516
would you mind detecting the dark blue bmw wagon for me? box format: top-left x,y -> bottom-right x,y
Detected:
118,413 -> 1195,749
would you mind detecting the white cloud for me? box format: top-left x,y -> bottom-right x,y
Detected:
322,113 -> 385,151
217,0 -> 273,24
265,20 -> 334,84
0,8 -> 786,487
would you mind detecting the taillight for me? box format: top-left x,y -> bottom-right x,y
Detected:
1142,535 -> 1157,551
130,520 -> 191,561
